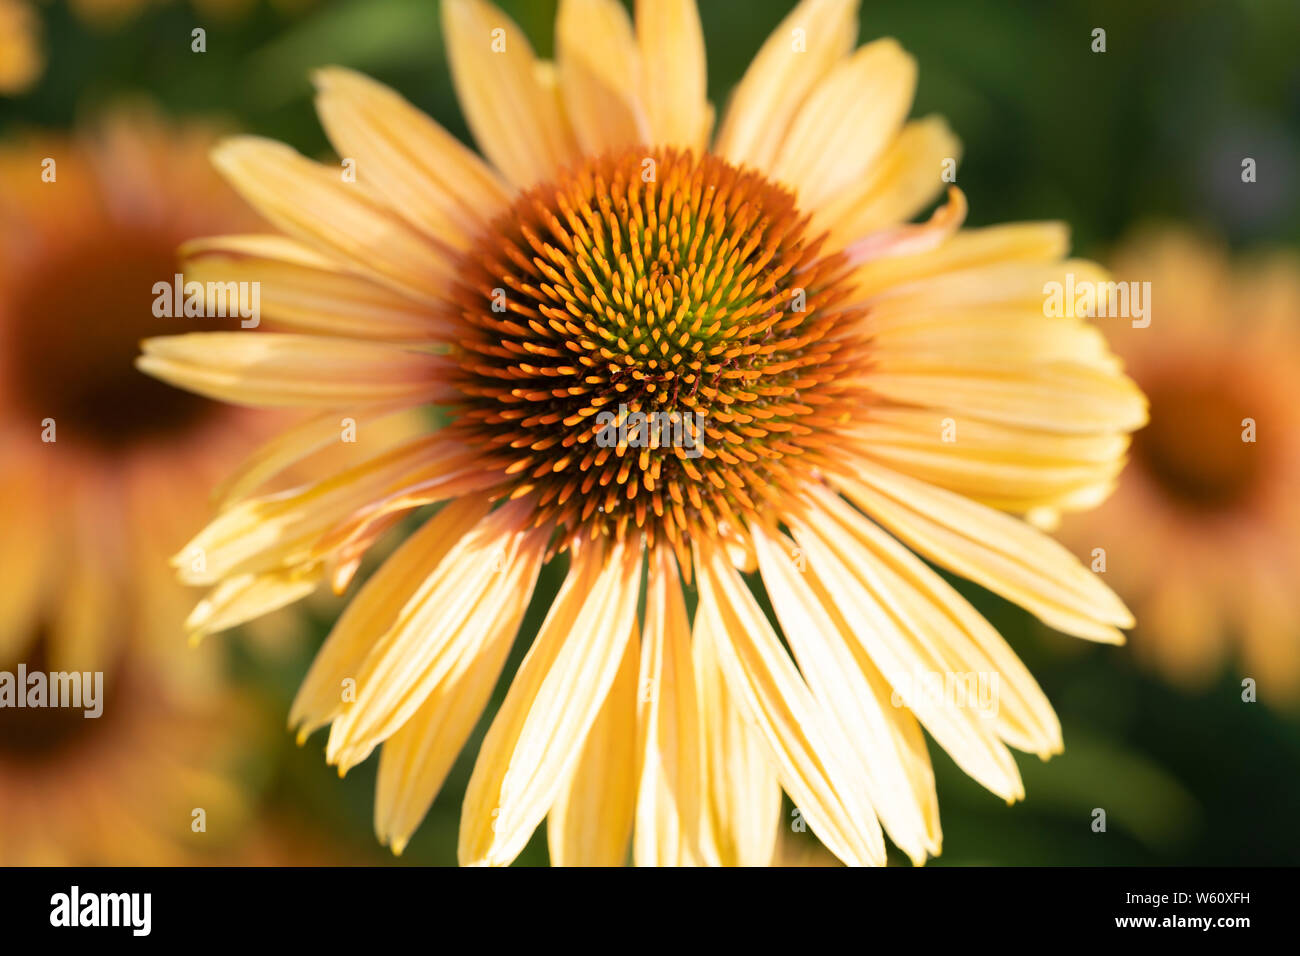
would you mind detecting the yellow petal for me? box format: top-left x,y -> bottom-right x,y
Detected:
831,462 -> 1135,643
869,308 -> 1115,371
290,495 -> 490,737
186,564 -> 325,640
816,116 -> 961,243
137,333 -> 455,409
211,404 -> 428,509
861,257 -> 1112,316
789,497 -> 1027,802
373,597 -> 520,856
180,234 -> 448,343
325,499 -> 549,771
312,66 -> 511,243
692,608 -> 781,867
696,542 -> 887,866
211,136 -> 456,302
714,0 -> 859,172
769,38 -> 916,210
548,620 -> 639,866
371,515 -> 543,853
798,486 -> 1064,757
841,187 -> 967,266
175,435 -> 466,586
556,0 -> 650,155
459,539 -> 642,866
861,357 -> 1147,435
633,546 -> 704,866
441,0 -> 578,188
752,524 -> 941,863
848,407 -> 1128,513
635,0 -> 711,150
848,222 -> 1066,300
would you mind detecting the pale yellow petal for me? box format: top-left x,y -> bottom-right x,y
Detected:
789,500 -> 1027,802
869,309 -> 1115,370
769,38 -> 916,210
832,460 -> 1134,642
176,435 -> 472,587
861,257 -> 1112,317
816,115 -> 961,243
180,235 -> 448,342
860,357 -> 1147,435
696,543 -> 887,867
373,604 -> 518,856
548,621 -> 639,866
186,564 -> 324,640
714,0 -> 859,172
324,498 -> 550,770
635,0 -> 710,150
459,539 -> 642,866
848,407 -> 1128,513
796,486 -> 1064,758
290,495 -> 490,737
556,0 -> 650,155
211,404 -> 427,509
312,66 -> 511,243
441,0 -> 579,188
211,137 -> 456,302
138,333 -> 456,409
633,546 -> 703,866
751,525 -> 940,863
692,608 -> 781,867
849,222 -> 1068,299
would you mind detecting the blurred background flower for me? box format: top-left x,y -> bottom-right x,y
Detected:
0,111 -> 286,863
0,112 -> 272,686
1060,231 -> 1300,702
1,0 -> 1298,866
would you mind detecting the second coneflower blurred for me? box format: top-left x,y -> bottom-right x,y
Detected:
0,111 -> 283,863
0,660 -> 262,864
0,112 -> 281,687
1061,230 -> 1300,702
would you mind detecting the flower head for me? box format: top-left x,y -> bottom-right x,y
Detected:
141,0 -> 1146,866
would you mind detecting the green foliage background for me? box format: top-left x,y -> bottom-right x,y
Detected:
4,0 -> 1298,865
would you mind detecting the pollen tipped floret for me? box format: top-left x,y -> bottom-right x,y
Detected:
447,147 -> 871,554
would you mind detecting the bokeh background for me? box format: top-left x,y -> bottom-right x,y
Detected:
1,0 -> 1298,865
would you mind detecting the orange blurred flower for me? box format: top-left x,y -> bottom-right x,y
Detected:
1062,230 -> 1300,702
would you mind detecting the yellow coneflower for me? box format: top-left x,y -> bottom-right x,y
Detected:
0,0 -> 42,96
140,0 -> 1146,866
1060,230 -> 1300,701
